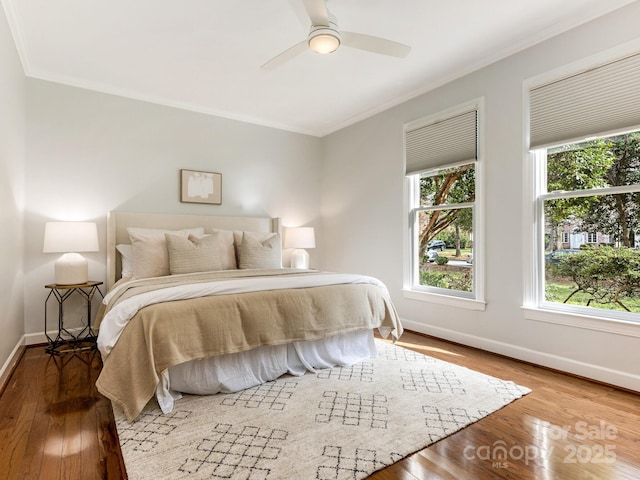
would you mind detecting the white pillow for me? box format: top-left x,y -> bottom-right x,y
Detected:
116,244 -> 134,278
127,227 -> 205,279
204,229 -> 237,269
237,232 -> 282,269
165,233 -> 223,275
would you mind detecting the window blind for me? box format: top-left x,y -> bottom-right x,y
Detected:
405,109 -> 477,175
530,51 -> 640,149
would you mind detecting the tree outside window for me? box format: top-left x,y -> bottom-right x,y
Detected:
542,132 -> 640,313
412,163 -> 475,294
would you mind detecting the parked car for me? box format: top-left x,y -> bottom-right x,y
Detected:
545,249 -> 581,264
425,249 -> 439,262
427,240 -> 446,251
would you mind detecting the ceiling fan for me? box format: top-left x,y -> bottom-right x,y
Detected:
261,0 -> 411,70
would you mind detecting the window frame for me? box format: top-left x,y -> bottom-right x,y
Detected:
402,99 -> 486,311
523,45 -> 640,335
525,138 -> 640,330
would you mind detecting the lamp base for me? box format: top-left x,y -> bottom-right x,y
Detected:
55,253 -> 89,285
290,249 -> 310,269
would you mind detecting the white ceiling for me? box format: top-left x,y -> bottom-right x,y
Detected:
4,0 -> 637,137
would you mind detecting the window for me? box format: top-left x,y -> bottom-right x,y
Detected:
528,52 -> 640,322
534,133 -> 640,316
411,164 -> 475,295
404,101 -> 483,305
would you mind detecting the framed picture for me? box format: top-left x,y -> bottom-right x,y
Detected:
180,169 -> 222,205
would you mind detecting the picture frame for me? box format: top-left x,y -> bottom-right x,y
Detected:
180,169 -> 222,205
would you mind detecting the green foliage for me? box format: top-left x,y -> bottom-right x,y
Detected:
580,133 -> 640,246
438,229 -> 470,249
420,268 -> 472,292
546,139 -> 614,225
418,164 -> 475,254
420,164 -> 475,206
435,256 -> 449,265
553,246 -> 640,311
546,133 -> 640,247
547,139 -> 614,191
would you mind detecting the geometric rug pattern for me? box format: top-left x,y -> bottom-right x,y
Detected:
114,340 -> 530,479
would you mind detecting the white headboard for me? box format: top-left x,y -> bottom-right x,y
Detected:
106,211 -> 281,290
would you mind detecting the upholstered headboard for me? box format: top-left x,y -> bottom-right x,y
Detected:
106,211 -> 281,290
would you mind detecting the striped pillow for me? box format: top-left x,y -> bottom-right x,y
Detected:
127,227 -> 205,279
237,232 -> 282,269
165,233 -> 223,275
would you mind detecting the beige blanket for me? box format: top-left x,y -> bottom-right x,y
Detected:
96,273 -> 401,422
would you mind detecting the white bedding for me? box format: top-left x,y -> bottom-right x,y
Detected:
157,329 -> 377,414
97,270 -> 397,415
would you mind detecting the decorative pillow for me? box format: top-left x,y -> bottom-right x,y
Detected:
116,244 -> 134,278
127,227 -> 205,279
237,232 -> 282,269
205,228 -> 237,269
165,233 -> 223,275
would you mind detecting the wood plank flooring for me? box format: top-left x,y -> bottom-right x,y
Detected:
1,330 -> 638,479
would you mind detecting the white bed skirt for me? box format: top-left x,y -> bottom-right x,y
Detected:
156,329 -> 377,413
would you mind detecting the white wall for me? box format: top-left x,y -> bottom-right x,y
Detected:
0,3 -> 25,372
321,3 -> 640,390
24,80 -> 322,336
6,0 -> 640,391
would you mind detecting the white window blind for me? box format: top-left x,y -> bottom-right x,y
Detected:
405,109 -> 477,175
530,51 -> 640,149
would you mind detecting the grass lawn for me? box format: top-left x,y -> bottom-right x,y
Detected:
439,248 -> 472,260
545,281 -> 640,313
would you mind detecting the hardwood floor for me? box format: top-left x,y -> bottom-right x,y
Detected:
0,347 -> 125,479
1,331 -> 638,479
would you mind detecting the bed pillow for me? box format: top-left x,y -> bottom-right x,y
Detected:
127,226 -> 205,279
237,232 -> 282,269
205,228 -> 237,269
116,244 -> 134,278
165,233 -> 223,275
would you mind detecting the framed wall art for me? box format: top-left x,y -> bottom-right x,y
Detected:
180,169 -> 222,205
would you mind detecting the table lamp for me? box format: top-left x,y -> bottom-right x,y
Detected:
43,221 -> 99,285
284,227 -> 316,269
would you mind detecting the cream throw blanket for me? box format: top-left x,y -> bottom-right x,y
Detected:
95,270 -> 402,421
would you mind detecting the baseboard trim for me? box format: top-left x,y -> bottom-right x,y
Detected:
0,336 -> 27,396
24,331 -> 50,346
401,318 -> 640,393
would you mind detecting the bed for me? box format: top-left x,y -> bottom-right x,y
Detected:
96,211 -> 402,422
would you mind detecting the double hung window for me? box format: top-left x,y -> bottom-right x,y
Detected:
528,52 -> 640,321
404,101 -> 482,304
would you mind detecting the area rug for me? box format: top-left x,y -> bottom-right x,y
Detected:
114,340 -> 530,479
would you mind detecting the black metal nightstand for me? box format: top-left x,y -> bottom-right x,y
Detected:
44,281 -> 104,354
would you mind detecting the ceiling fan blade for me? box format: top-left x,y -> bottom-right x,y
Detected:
261,40 -> 308,70
341,31 -> 411,58
302,0 -> 330,26
287,0 -> 311,28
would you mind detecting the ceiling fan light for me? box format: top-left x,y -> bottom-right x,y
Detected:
308,26 -> 341,54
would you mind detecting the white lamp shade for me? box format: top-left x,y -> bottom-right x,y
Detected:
284,227 -> 316,249
43,222 -> 99,285
285,227 -> 315,269
43,222 -> 99,253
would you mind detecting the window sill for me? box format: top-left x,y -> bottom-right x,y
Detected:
402,289 -> 486,311
522,306 -> 640,338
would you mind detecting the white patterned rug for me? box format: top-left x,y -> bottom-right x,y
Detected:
114,340 -> 530,479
